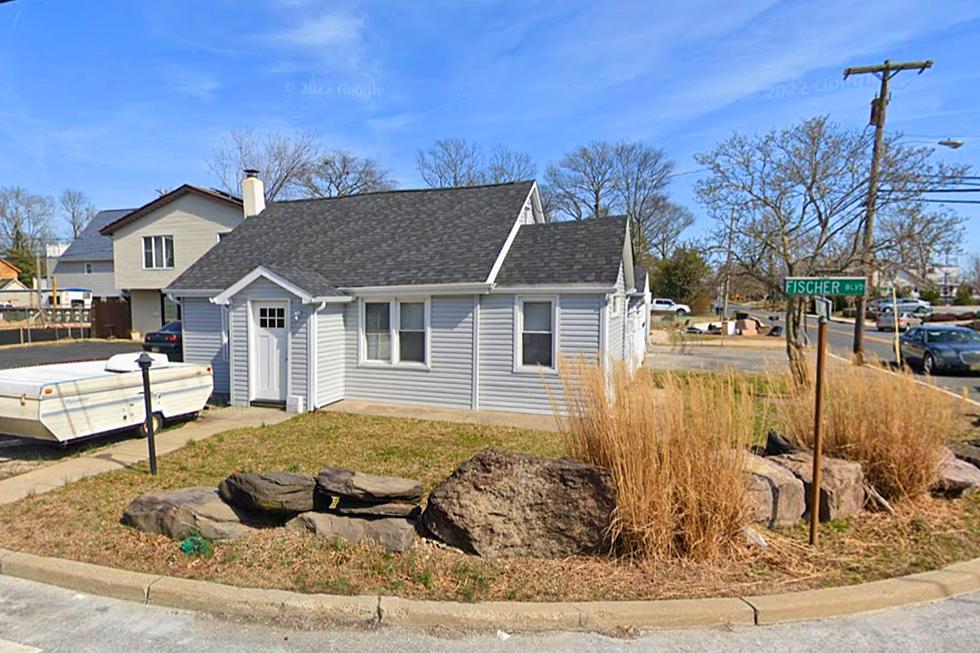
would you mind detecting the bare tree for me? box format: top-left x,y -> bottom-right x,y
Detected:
544,142 -> 617,220
0,186 -> 55,253
59,189 -> 95,238
612,142 -> 675,257
486,145 -> 536,183
965,253 -> 980,289
300,150 -> 395,197
645,199 -> 696,261
416,138 -> 485,188
208,128 -> 320,201
695,116 -> 966,386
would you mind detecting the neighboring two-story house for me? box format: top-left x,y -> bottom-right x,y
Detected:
51,209 -> 132,301
99,185 -> 243,337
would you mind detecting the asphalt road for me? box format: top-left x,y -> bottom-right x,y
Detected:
0,575 -> 978,652
0,341 -> 142,370
731,306 -> 979,402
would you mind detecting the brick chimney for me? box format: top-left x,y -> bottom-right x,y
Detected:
242,169 -> 266,218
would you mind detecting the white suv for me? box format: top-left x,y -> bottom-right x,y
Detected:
651,298 -> 691,315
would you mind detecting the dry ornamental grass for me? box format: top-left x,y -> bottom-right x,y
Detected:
776,362 -> 953,500
557,359 -> 758,561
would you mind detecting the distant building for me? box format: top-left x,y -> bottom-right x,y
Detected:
52,209 -> 133,300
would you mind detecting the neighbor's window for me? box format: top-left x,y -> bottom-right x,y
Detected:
142,235 -> 174,269
364,302 -> 391,362
521,300 -> 554,368
84,262 -> 93,275
398,301 -> 426,363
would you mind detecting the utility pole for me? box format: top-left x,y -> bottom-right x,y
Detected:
845,59 -> 932,363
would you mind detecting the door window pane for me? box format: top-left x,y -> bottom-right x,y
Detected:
365,302 -> 391,361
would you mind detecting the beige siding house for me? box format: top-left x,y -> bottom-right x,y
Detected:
100,185 -> 243,337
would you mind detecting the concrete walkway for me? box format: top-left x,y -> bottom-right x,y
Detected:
324,399 -> 560,432
0,407 -> 290,505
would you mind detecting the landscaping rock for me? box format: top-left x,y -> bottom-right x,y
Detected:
949,442 -> 980,470
218,471 -> 316,514
332,498 -> 421,518
744,453 -> 806,528
933,448 -> 980,498
764,430 -> 802,457
421,448 -> 616,558
768,452 -> 864,521
286,512 -> 416,552
122,487 -> 259,541
316,467 -> 423,503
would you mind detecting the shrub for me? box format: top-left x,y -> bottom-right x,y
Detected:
776,363 -> 951,500
555,359 -> 756,561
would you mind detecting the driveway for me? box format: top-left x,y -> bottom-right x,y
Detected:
0,574 -> 977,652
645,343 -> 790,374
0,340 -> 142,370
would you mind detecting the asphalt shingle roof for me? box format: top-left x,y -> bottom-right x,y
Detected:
58,209 -> 134,262
169,181 -> 536,292
494,217 -> 628,286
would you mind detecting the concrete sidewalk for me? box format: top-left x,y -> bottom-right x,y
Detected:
324,399 -> 560,432
0,406 -> 290,505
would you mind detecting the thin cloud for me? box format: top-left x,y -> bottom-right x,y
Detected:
266,12 -> 364,49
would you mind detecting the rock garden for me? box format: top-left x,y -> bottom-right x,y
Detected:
0,361 -> 977,603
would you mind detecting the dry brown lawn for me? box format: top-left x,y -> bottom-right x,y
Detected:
1,410 -> 979,602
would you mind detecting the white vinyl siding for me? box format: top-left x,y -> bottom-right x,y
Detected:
180,297 -> 230,396
345,296 -> 473,409
479,293 -> 602,414
607,263 -> 627,362
316,303 -> 345,406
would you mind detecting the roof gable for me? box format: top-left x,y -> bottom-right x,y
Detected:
0,259 -> 20,277
494,217 -> 628,287
169,181 -> 535,292
100,185 -> 241,236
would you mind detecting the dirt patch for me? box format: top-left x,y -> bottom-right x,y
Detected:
0,411 -> 977,602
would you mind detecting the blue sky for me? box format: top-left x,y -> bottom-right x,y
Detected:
2,0 -> 979,256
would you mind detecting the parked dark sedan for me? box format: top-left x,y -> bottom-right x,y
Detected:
899,325 -> 980,375
142,321 -> 183,362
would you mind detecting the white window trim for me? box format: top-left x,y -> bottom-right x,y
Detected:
513,295 -> 560,375
220,305 -> 229,361
83,262 -> 94,275
141,235 -> 175,270
357,297 -> 431,370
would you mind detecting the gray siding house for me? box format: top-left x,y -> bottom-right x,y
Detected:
52,209 -> 132,299
167,179 -> 648,415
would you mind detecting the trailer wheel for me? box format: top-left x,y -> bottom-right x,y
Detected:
138,413 -> 164,439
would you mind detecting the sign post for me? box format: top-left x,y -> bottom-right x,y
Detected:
136,352 -> 158,476
784,276 -> 866,545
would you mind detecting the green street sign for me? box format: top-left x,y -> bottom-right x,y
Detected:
784,276 -> 866,297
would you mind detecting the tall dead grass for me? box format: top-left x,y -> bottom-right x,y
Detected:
556,359 -> 757,561
776,363 -> 951,500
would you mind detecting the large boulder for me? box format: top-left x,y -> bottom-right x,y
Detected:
933,448 -> 980,498
286,512 -> 416,553
768,452 -> 864,521
950,442 -> 980,470
316,467 -> 423,503
422,449 -> 616,558
218,471 -> 316,514
122,487 -> 259,541
333,498 -> 421,518
744,453 -> 806,528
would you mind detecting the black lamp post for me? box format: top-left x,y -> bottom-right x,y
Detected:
136,352 -> 158,475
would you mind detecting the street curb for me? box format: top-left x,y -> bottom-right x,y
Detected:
1,547 -> 979,631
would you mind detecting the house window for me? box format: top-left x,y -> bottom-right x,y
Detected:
258,306 -> 285,329
520,300 -> 554,368
142,235 -> 174,269
398,301 -> 426,364
84,262 -> 93,275
364,302 -> 391,361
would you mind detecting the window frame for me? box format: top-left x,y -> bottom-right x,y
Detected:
83,262 -> 94,275
358,297 -> 431,369
513,295 -> 559,374
141,235 -> 175,270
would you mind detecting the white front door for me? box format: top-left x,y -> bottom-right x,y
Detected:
252,302 -> 288,402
